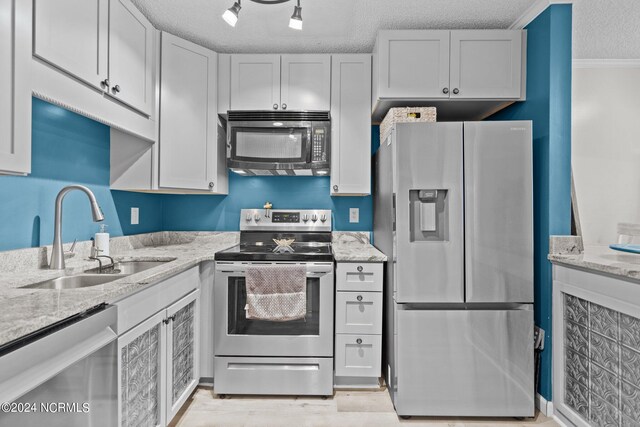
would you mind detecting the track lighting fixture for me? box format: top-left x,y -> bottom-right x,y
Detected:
289,0 -> 302,30
222,0 -> 241,27
222,0 -> 303,30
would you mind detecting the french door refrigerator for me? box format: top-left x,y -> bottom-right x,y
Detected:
374,121 -> 534,417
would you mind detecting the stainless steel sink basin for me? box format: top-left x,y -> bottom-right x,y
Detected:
21,273 -> 129,290
84,260 -> 171,275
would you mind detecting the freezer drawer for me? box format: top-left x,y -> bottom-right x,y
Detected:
335,291 -> 383,335
395,308 -> 534,417
335,334 -> 382,378
336,263 -> 383,292
214,356 -> 333,396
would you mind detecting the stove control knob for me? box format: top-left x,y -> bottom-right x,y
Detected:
254,213 -> 261,222
246,214 -> 252,222
320,214 -> 327,223
302,214 -> 309,222
311,214 -> 318,222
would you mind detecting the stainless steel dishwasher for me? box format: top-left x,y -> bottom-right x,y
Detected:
0,304 -> 118,426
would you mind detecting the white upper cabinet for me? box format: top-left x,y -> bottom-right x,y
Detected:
230,54 -> 281,110
281,55 -> 331,111
450,30 -> 523,99
108,0 -> 154,115
159,32 -> 227,194
33,0 -> 109,91
229,54 -> 331,111
375,30 -> 450,100
331,55 -> 371,196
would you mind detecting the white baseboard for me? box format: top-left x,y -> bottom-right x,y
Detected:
536,393 -> 554,417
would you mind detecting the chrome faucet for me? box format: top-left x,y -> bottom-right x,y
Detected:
50,185 -> 104,270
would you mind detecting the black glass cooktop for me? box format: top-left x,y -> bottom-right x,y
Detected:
215,232 -> 334,262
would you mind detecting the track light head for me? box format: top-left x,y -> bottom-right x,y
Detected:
223,1 -> 242,27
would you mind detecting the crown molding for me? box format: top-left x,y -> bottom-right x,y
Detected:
509,0 -> 573,30
573,59 -> 640,69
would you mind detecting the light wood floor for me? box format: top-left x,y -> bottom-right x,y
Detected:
170,387 -> 560,427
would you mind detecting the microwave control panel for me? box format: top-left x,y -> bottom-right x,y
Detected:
312,128 -> 327,162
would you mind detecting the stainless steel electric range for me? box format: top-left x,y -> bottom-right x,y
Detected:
213,209 -> 334,396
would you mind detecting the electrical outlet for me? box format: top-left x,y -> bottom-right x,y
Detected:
349,208 -> 359,223
131,207 -> 139,225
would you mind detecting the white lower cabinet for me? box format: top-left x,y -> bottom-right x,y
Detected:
118,289 -> 200,427
334,262 -> 383,388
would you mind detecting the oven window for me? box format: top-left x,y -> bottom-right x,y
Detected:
227,277 -> 320,336
233,128 -> 306,160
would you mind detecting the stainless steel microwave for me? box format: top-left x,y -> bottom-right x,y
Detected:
226,111 -> 330,176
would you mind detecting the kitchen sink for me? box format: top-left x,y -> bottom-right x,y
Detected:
84,260 -> 171,275
21,273 -> 130,290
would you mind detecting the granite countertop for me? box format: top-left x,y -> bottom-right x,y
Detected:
548,236 -> 640,281
331,232 -> 387,262
0,232 -> 239,347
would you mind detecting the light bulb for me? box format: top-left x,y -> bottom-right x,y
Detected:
289,4 -> 302,30
222,1 -> 241,27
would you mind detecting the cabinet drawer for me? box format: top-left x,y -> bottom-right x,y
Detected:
336,263 -> 383,292
335,334 -> 381,378
336,292 -> 382,335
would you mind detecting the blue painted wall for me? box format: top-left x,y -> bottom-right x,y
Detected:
490,4 -> 573,401
0,98 -> 163,251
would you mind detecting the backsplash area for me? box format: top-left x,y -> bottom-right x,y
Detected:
0,99 -> 373,252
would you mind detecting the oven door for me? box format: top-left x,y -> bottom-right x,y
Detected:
227,121 -> 312,170
214,262 -> 334,357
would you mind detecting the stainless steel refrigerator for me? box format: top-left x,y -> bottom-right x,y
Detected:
374,121 -> 534,417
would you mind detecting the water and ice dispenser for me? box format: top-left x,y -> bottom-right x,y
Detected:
409,189 -> 449,242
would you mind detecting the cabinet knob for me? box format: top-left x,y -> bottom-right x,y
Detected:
357,295 -> 363,302
442,87 -> 449,94
356,338 -> 362,345
112,84 -> 121,94
357,265 -> 363,272
452,88 -> 459,95
101,79 -> 110,89
209,182 -> 214,188
282,103 -> 287,110
273,104 -> 279,110
333,185 -> 338,191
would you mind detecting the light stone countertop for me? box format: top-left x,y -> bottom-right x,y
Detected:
331,232 -> 387,262
548,236 -> 640,282
0,232 -> 239,347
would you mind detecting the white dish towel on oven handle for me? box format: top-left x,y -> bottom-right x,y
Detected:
245,264 -> 307,321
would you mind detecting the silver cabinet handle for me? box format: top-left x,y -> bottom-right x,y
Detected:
282,103 -> 287,110
101,79 -> 110,89
356,338 -> 362,345
209,182 -> 214,188
452,88 -> 459,95
442,87 -> 449,94
112,84 -> 121,93
333,185 -> 338,191
357,265 -> 363,272
273,104 -> 279,110
357,295 -> 363,302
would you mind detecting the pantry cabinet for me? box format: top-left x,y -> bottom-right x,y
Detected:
118,289 -> 200,427
159,32 -> 228,194
229,54 -> 331,111
330,55 -> 372,196
372,29 -> 526,121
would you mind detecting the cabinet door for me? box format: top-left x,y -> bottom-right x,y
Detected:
159,32 -> 221,191
230,54 -> 280,110
450,30 -> 523,99
330,55 -> 371,195
166,290 -> 200,422
280,55 -> 331,111
108,0 -> 154,115
33,0 -> 108,90
118,310 -> 165,427
377,30 -> 450,99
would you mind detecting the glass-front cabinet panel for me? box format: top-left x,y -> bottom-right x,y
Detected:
227,276 -> 320,336
119,313 -> 163,427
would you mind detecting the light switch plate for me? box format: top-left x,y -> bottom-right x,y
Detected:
131,207 -> 139,225
349,208 -> 359,223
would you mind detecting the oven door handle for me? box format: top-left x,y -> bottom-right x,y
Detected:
216,264 -> 333,275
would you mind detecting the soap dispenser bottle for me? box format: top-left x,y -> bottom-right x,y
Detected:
95,224 -> 110,256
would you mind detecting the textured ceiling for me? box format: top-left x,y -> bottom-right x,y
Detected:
573,0 -> 640,59
130,0 -> 534,54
